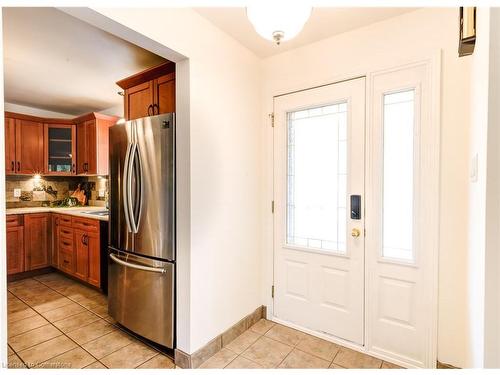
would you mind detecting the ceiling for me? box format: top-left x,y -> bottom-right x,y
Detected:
195,7 -> 417,58
3,7 -> 166,116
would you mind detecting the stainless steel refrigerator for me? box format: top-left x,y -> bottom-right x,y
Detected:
108,113 -> 175,348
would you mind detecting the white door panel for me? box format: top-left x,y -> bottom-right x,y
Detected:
366,62 -> 438,368
273,78 -> 365,345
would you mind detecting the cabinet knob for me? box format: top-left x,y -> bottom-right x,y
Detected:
147,104 -> 153,116
11,161 -> 14,172
17,161 -> 20,172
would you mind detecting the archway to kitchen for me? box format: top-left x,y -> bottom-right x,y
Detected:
0,7 -> 191,368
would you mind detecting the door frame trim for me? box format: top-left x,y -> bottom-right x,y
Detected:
268,52 -> 441,369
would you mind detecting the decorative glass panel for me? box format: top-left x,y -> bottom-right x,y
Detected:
287,102 -> 348,253
382,90 -> 415,261
48,127 -> 72,172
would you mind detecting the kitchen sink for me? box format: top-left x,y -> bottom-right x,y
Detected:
80,210 -> 109,216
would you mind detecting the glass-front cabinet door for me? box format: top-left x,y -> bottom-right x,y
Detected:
44,123 -> 76,175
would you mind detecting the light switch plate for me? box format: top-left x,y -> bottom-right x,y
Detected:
98,189 -> 106,198
13,188 -> 21,198
470,154 -> 478,183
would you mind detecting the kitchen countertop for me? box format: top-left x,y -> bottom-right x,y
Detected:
6,206 -> 109,221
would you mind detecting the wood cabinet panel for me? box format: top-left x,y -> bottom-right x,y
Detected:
51,214 -> 59,267
76,121 -> 88,174
74,229 -> 89,281
6,215 -> 23,228
125,81 -> 154,120
24,213 -> 50,271
58,249 -> 74,275
154,73 -> 176,115
87,231 -> 100,287
59,215 -> 73,228
7,226 -> 24,275
76,118 -> 114,175
15,119 -> 44,174
5,117 -> 16,175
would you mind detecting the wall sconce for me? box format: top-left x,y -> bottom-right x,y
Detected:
458,7 -> 476,57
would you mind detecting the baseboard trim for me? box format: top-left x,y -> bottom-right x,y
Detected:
174,305 -> 266,368
437,361 -> 460,369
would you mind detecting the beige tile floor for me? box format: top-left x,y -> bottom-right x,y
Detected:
6,272 -> 175,369
7,272 -> 403,369
199,319 -> 404,369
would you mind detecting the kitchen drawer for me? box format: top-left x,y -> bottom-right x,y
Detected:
59,237 -> 73,252
72,217 -> 99,233
6,215 -> 23,228
59,226 -> 74,240
58,215 -> 73,228
58,251 -> 74,274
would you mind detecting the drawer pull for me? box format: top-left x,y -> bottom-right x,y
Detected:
62,241 -> 71,246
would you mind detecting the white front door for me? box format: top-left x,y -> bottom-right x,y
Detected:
273,78 -> 366,345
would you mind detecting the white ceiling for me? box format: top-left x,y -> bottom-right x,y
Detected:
3,7 -> 166,116
195,7 -> 417,58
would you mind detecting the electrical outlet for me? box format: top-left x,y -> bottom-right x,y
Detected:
98,189 -> 106,198
13,188 -> 21,198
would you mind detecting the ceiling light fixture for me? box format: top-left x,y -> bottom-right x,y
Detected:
246,4 -> 312,45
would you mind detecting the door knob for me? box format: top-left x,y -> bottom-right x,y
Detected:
351,228 -> 361,238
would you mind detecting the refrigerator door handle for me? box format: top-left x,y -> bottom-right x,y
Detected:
123,142 -> 133,233
127,142 -> 138,233
133,142 -> 144,233
109,253 -> 167,274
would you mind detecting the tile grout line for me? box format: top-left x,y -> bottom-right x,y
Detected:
36,275 -> 163,351
39,278 -> 168,367
8,276 -> 108,368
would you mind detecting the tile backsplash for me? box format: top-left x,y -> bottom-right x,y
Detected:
6,175 -> 108,208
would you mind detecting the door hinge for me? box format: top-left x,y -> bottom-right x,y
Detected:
271,200 -> 275,213
269,113 -> 275,127
271,285 -> 275,298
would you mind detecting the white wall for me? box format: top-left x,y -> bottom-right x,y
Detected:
86,8 -> 263,354
4,102 -> 73,118
261,8 -> 470,368
464,7 -> 500,368
466,8 -> 489,368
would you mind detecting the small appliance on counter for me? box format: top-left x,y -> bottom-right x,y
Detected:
108,113 -> 175,349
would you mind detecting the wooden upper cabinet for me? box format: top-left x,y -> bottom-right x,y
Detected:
44,124 -> 76,175
5,117 -> 16,175
16,118 -> 44,174
117,61 -> 176,120
24,213 -> 50,271
154,73 -> 176,115
74,113 -> 118,175
125,81 -> 155,120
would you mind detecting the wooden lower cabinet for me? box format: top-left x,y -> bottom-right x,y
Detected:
74,229 -> 89,281
24,213 -> 50,271
57,215 -> 101,288
7,226 -> 24,275
87,231 -> 100,287
6,212 -> 103,289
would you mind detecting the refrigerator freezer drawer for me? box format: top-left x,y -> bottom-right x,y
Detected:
108,249 -> 174,348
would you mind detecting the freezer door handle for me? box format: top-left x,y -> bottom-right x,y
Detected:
109,253 -> 167,274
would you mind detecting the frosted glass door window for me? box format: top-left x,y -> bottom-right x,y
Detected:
382,90 -> 415,261
287,103 -> 347,252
